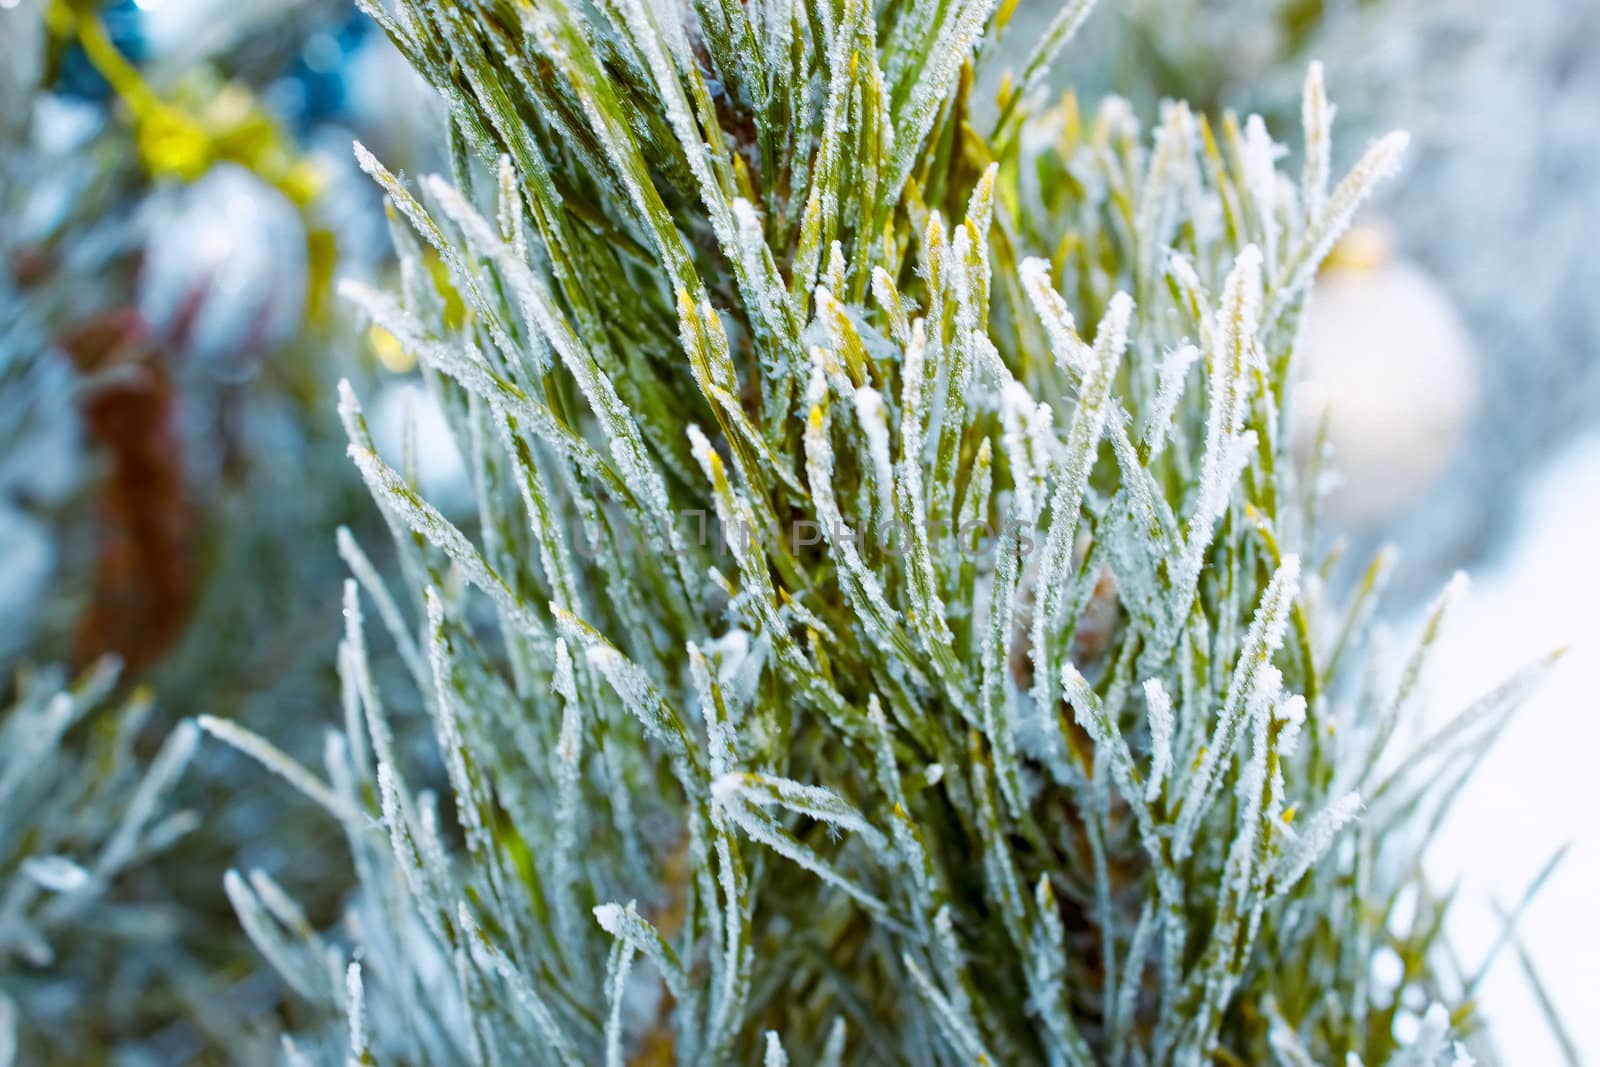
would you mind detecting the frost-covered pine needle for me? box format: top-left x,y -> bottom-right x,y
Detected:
195,2 -> 1554,1063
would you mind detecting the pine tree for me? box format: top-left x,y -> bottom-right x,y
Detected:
0,661 -> 198,1063
202,0 -> 1555,1063
2,1 -> 385,1057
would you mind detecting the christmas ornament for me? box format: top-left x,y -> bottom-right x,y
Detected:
58,307 -> 193,671
1294,224 -> 1479,523
138,163 -> 307,379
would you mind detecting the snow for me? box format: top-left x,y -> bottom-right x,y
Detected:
1413,433 -> 1600,1062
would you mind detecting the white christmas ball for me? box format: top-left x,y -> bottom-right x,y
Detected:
138,163 -> 307,379
1294,243 -> 1479,523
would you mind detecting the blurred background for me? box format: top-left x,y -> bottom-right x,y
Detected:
1,0 -> 1594,1061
